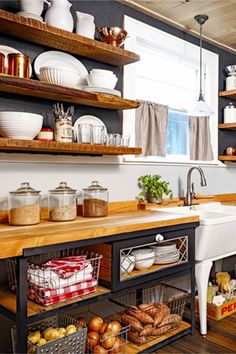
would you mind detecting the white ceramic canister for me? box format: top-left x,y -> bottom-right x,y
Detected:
76,11 -> 95,39
226,73 -> 236,91
224,102 -> 236,123
45,0 -> 74,32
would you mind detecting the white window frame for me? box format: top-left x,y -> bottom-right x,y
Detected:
123,16 -> 221,166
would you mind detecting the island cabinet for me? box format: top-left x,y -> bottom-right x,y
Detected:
0,210 -> 199,353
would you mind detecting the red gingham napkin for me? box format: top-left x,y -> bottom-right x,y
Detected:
41,255 -> 87,279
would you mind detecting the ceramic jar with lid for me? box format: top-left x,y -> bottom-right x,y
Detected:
82,180 -> 108,217
8,182 -> 41,225
224,102 -> 236,123
48,182 -> 77,221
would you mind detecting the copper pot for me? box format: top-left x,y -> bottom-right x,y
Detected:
7,53 -> 30,79
0,53 -> 5,74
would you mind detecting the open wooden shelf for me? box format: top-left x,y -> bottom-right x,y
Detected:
218,123 -> 236,130
123,321 -> 191,353
219,90 -> 236,100
218,155 -> 236,162
0,286 -> 110,317
0,138 -> 142,156
0,75 -> 140,110
0,10 -> 140,66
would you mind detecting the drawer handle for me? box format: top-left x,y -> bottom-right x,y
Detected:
156,234 -> 164,242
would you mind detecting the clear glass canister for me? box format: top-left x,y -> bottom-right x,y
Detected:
82,180 -> 108,217
8,182 -> 41,225
49,182 -> 77,221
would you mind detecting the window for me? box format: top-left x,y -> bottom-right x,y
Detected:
123,16 -> 219,164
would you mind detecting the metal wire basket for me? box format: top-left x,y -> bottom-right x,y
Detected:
111,283 -> 189,346
11,313 -> 87,354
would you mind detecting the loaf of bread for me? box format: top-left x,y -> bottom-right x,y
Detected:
138,304 -> 159,317
126,309 -> 154,324
152,324 -> 172,336
153,311 -> 163,326
121,314 -> 143,330
155,303 -> 171,317
139,324 -> 154,336
159,314 -> 181,327
128,331 -> 146,345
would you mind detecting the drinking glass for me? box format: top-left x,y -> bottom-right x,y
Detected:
105,133 -> 114,145
113,133 -> 121,145
92,125 -> 105,144
120,134 -> 130,146
78,123 -> 92,143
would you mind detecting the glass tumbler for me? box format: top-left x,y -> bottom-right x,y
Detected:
78,123 -> 92,143
113,133 -> 121,145
92,125 -> 105,144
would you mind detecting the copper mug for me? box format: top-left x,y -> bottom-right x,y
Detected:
0,53 -> 5,74
7,53 -> 30,79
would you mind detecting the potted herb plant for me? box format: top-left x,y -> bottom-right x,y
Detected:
138,174 -> 173,203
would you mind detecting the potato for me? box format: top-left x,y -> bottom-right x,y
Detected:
43,327 -> 59,341
37,338 -> 47,346
66,324 -> 77,332
66,326 -> 77,336
28,331 -> 41,344
58,328 -> 66,336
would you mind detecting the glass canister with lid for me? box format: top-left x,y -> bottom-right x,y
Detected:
8,182 -> 41,225
82,180 -> 108,217
48,182 -> 77,221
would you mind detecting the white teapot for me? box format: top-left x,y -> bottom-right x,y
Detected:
45,0 -> 74,32
76,11 -> 95,39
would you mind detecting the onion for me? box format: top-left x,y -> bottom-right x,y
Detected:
87,331 -> 100,348
88,316 -> 104,332
93,345 -> 107,354
101,330 -> 116,349
110,337 -> 122,354
107,321 -> 122,335
75,316 -> 87,329
99,322 -> 109,335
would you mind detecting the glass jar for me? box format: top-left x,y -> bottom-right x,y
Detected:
8,182 -> 41,225
48,182 -> 77,221
82,180 -> 108,217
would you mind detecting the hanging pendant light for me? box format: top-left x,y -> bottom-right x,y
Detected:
189,14 -> 214,117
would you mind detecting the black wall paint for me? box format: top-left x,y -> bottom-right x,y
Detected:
0,0 -> 236,153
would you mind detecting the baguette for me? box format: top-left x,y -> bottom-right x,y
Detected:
138,304 -> 158,317
126,309 -> 154,324
155,303 -> 170,318
152,324 -> 172,336
128,331 -> 146,345
121,314 -> 143,330
140,324 -> 154,336
153,311 -> 163,327
159,314 -> 181,327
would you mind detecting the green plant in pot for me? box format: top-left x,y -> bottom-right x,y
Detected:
138,174 -> 173,203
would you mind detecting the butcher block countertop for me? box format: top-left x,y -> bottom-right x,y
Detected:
0,209 -> 199,260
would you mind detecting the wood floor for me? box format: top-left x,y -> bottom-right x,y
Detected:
157,313 -> 236,353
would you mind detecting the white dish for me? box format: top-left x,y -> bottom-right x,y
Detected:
40,66 -> 81,87
17,11 -> 44,22
82,86 -> 121,97
87,73 -> 118,89
131,249 -> 155,270
91,69 -> 115,76
34,51 -> 88,86
0,45 -> 32,76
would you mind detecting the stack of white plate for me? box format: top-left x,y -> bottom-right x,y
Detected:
151,242 -> 180,264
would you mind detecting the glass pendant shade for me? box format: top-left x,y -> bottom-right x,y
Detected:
190,14 -> 214,117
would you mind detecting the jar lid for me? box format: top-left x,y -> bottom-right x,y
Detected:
49,181 -> 77,194
225,102 -> 236,109
83,180 -> 107,192
40,128 -> 54,132
9,182 -> 40,196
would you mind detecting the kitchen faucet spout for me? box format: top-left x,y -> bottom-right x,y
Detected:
185,166 -> 207,206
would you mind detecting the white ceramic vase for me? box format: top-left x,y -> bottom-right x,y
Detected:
45,0 -> 74,32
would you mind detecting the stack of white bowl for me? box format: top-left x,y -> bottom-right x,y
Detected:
131,249 -> 155,270
0,112 -> 43,140
86,69 -> 118,89
39,67 -> 81,88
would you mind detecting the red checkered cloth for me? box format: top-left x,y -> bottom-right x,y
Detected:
28,278 -> 97,298
28,284 -> 97,306
42,255 -> 87,279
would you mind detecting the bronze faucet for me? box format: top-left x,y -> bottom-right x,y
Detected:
185,167 -> 207,206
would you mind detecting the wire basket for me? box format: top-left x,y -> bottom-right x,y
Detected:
111,283 -> 189,346
11,312 -> 87,354
6,249 -> 102,306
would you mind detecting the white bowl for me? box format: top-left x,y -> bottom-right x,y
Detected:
90,69 -> 115,76
120,255 -> 135,275
131,249 -> 155,270
39,66 -> 81,87
86,73 -> 118,89
0,112 -> 43,140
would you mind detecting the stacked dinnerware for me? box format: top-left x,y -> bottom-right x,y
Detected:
151,242 -> 180,264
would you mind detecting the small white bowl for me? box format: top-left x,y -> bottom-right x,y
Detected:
90,69 -> 115,76
120,255 -> 135,275
0,112 -> 43,140
86,73 -> 118,89
39,66 -> 81,88
131,249 -> 155,270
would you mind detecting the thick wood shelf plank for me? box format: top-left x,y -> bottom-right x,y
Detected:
123,321 -> 191,353
218,123 -> 236,130
0,75 -> 140,110
0,138 -> 142,156
218,155 -> 236,161
0,286 -> 110,317
0,10 -> 140,66
219,90 -> 236,100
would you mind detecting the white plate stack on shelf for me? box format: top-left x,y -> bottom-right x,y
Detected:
151,242 -> 180,264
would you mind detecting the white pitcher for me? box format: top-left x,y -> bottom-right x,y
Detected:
20,0 -> 49,16
76,11 -> 95,39
45,0 -> 74,32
